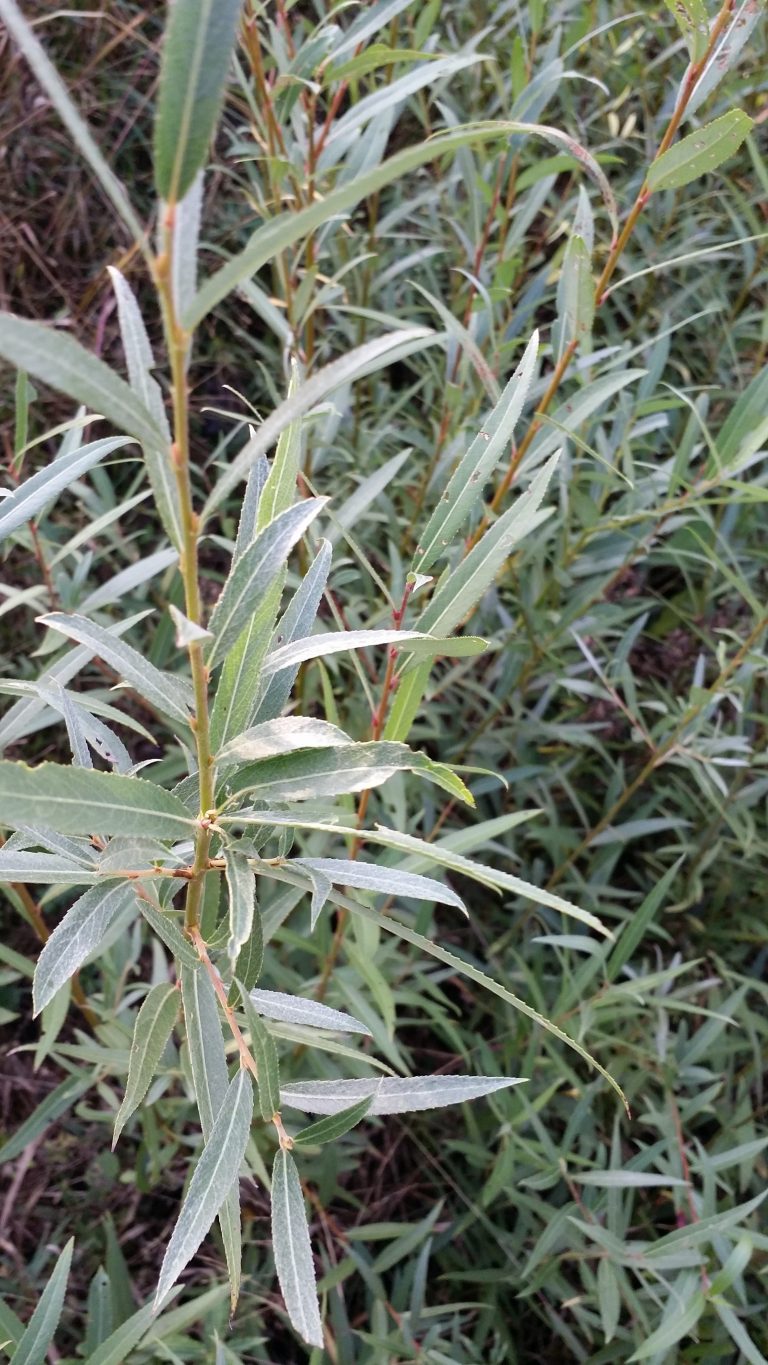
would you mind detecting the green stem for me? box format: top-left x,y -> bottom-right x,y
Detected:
154,207 -> 216,932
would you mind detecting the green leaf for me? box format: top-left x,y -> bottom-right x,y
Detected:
261,629 -> 424,676
12,1238 -> 73,1365
292,1096 -> 373,1147
413,330 -> 539,574
647,110 -> 754,194
271,1148 -> 323,1349
180,964 -> 243,1308
218,717 -> 352,767
663,0 -> 709,61
249,989 -> 371,1036
153,0 -> 244,202
237,983 -> 281,1121
207,499 -> 326,667
0,1071 -> 92,1166
257,362 -> 303,530
224,848 -> 256,968
113,982 -> 179,1146
138,896 -> 199,968
84,1267 -> 112,1355
189,122 -> 616,329
33,881 -> 136,1015
154,1069 -> 252,1306
166,173 -> 204,316
628,1285 -> 706,1361
0,1294 -> 24,1350
223,741 -> 470,806
0,437 -> 133,546
0,762 -> 194,838
0,0 -> 146,244
230,909 -> 264,995
107,266 -> 181,549
687,2 -> 765,118
294,857 -> 467,913
280,1074 -> 524,1116
0,850 -> 100,885
250,541 -> 332,726
203,332 -> 436,516
41,613 -> 193,724
0,316 -> 164,449
556,234 -> 593,354
82,1301 -> 159,1365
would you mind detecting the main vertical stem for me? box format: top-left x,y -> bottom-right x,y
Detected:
155,209 -> 216,931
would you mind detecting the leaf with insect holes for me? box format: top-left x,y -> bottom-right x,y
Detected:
33,881 -> 136,1015
113,983 -> 179,1147
153,0 -> 243,202
207,499 -> 327,667
237,983 -> 281,1121
663,0 -> 710,61
0,437 -> 134,546
154,1070 -> 252,1307
271,1148 -> 323,1349
0,762 -> 194,839
647,110 -> 754,194
11,1237 -> 73,1365
414,331 -> 539,574
40,613 -> 193,724
280,1074 -> 525,1116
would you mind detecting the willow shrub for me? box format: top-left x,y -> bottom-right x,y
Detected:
0,0 -> 763,1358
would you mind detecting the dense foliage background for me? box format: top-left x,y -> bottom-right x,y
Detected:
1,1 -> 767,1360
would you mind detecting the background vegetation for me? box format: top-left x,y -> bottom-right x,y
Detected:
1,1 -> 767,1361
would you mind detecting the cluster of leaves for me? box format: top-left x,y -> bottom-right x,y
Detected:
0,0 -> 766,1361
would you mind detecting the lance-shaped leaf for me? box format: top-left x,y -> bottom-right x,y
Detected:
12,1237 -> 73,1365
0,762 -> 194,838
181,965 -> 243,1307
251,541 -> 332,726
413,331 -> 539,574
224,848 -> 256,968
686,1 -> 764,118
647,109 -> 754,195
271,1148 -> 323,1349
294,858 -> 466,913
107,267 -> 181,548
80,1299 -> 159,1365
663,0 -> 709,61
260,629 -> 423,676
189,121 -> 616,330
0,0 -> 145,244
0,850 -> 100,885
40,613 -> 193,724
154,1069 -> 253,1306
280,1074 -> 525,1116
0,317 -> 164,449
0,437 -> 133,546
217,717 -> 352,767
292,1096 -> 373,1148
237,983 -> 281,1121
230,906 -> 264,994
0,1071 -> 93,1167
249,989 -> 371,1036
33,881 -> 136,1015
223,741 -> 471,805
165,172 -> 204,316
154,0 -> 244,203
207,498 -> 327,667
203,333 -> 437,516
113,983 -> 179,1146
138,896 -> 199,968
257,362 -> 303,531
304,864 -> 332,932
556,233 -> 593,356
